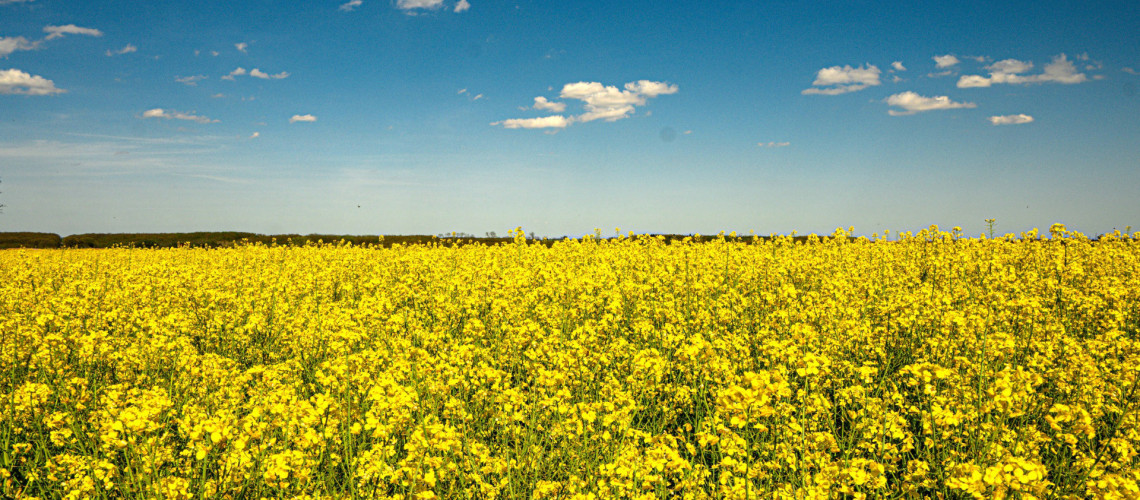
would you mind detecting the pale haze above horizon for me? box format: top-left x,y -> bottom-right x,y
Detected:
1,0 -> 1138,238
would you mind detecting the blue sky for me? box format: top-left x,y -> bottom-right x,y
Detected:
1,0 -> 1138,237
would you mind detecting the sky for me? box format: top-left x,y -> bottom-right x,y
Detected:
1,0 -> 1138,238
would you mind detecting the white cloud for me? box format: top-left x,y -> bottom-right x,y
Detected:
576,105 -> 636,122
885,91 -> 976,116
956,75 -> 992,88
250,132 -> 260,139
141,108 -> 218,124
0,68 -> 64,95
561,80 -> 677,122
1124,67 -> 1139,75
532,96 -> 565,112
454,0 -> 470,12
1039,54 -> 1089,84
891,61 -> 906,71
758,141 -> 790,148
495,79 -> 676,129
957,54 -> 1089,88
933,54 -> 960,68
624,79 -> 679,98
988,114 -> 1034,125
249,68 -> 289,79
397,0 -> 444,10
43,24 -> 103,40
491,115 -> 570,129
339,0 -> 362,11
989,58 -> 1034,75
289,114 -> 317,123
221,67 -> 287,80
801,64 -> 881,95
221,67 -> 247,80
927,70 -> 955,78
105,44 -> 137,56
0,0 -> 36,4
0,36 -> 39,57
560,81 -> 642,105
235,42 -> 248,53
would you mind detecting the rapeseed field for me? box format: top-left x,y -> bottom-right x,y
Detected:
2,225 -> 1139,499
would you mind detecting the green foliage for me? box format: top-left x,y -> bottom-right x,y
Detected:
0,232 -> 62,249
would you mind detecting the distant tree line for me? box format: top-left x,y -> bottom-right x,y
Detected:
5,230 -> 1118,250
0,232 -> 526,249
1,231 -> 888,249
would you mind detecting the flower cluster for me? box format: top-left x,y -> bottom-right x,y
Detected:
2,226 -> 1138,498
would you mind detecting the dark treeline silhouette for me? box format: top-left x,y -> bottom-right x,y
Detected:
2,231 -> 1123,250
1,231 -> 838,249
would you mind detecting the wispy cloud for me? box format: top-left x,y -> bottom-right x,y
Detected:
0,68 -> 65,95
175,75 -> 207,86
457,88 -> 483,101
0,137 -> 231,177
532,96 -> 565,112
0,0 -> 36,4
801,64 -> 881,95
235,42 -> 248,53
43,24 -> 103,40
221,67 -> 246,81
0,36 -> 39,57
397,0 -> 444,10
289,114 -> 317,123
885,91 -> 976,116
339,0 -> 362,11
491,115 -> 570,129
988,114 -> 1034,125
250,132 -> 260,139
105,44 -> 137,56
957,54 -> 1089,88
1124,67 -> 1139,75
394,0 -> 468,13
141,108 -> 218,124
758,141 -> 790,148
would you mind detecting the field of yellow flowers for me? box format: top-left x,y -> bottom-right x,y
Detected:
3,225 -> 1139,499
